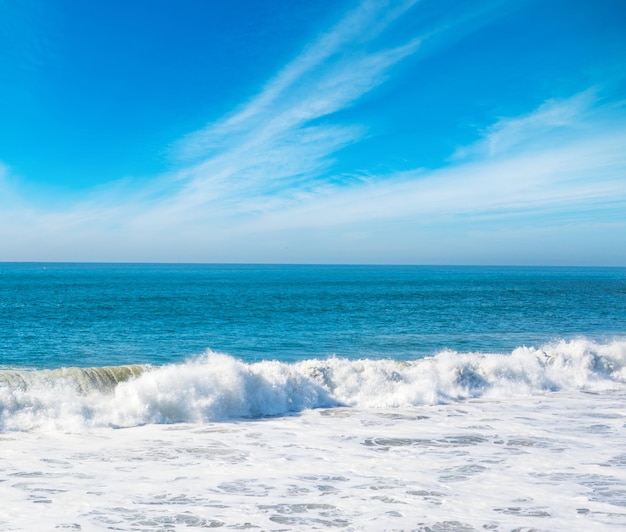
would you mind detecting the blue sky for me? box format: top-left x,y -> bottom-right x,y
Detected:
1,0 -> 625,264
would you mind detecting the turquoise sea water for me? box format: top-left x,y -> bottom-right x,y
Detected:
2,264 -> 626,530
1,263 -> 625,369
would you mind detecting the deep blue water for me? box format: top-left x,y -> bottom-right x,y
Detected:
0,263 -> 625,369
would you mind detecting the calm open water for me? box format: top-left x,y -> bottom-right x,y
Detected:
0,263 -> 624,369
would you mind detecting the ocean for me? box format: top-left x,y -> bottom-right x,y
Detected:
1,263 -> 625,530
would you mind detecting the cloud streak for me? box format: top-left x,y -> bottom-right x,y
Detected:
173,0 -> 420,162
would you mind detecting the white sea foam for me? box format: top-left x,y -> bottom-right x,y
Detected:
2,389 -> 626,531
1,338 -> 625,431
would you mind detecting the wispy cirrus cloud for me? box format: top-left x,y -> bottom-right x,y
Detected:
173,0 -> 420,162
1,0 -> 426,257
452,90 -> 601,160
164,1 -> 423,221
251,123 -> 626,230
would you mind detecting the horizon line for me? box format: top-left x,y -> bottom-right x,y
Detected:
1,261 -> 624,269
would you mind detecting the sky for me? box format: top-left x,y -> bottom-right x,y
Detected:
1,0 -> 625,265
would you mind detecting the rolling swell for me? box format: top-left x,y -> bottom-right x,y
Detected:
1,338 -> 625,432
0,365 -> 145,393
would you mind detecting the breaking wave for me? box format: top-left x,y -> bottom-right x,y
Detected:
1,338 -> 625,431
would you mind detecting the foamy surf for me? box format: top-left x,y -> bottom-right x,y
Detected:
1,338 -> 625,432
3,387 -> 626,531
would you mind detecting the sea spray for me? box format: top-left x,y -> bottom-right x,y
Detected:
1,338 -> 625,431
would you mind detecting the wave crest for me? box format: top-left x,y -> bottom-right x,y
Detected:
1,338 -> 624,431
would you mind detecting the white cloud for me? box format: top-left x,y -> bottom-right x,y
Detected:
173,0 -> 420,162
233,126 -> 626,232
452,90 -> 599,160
